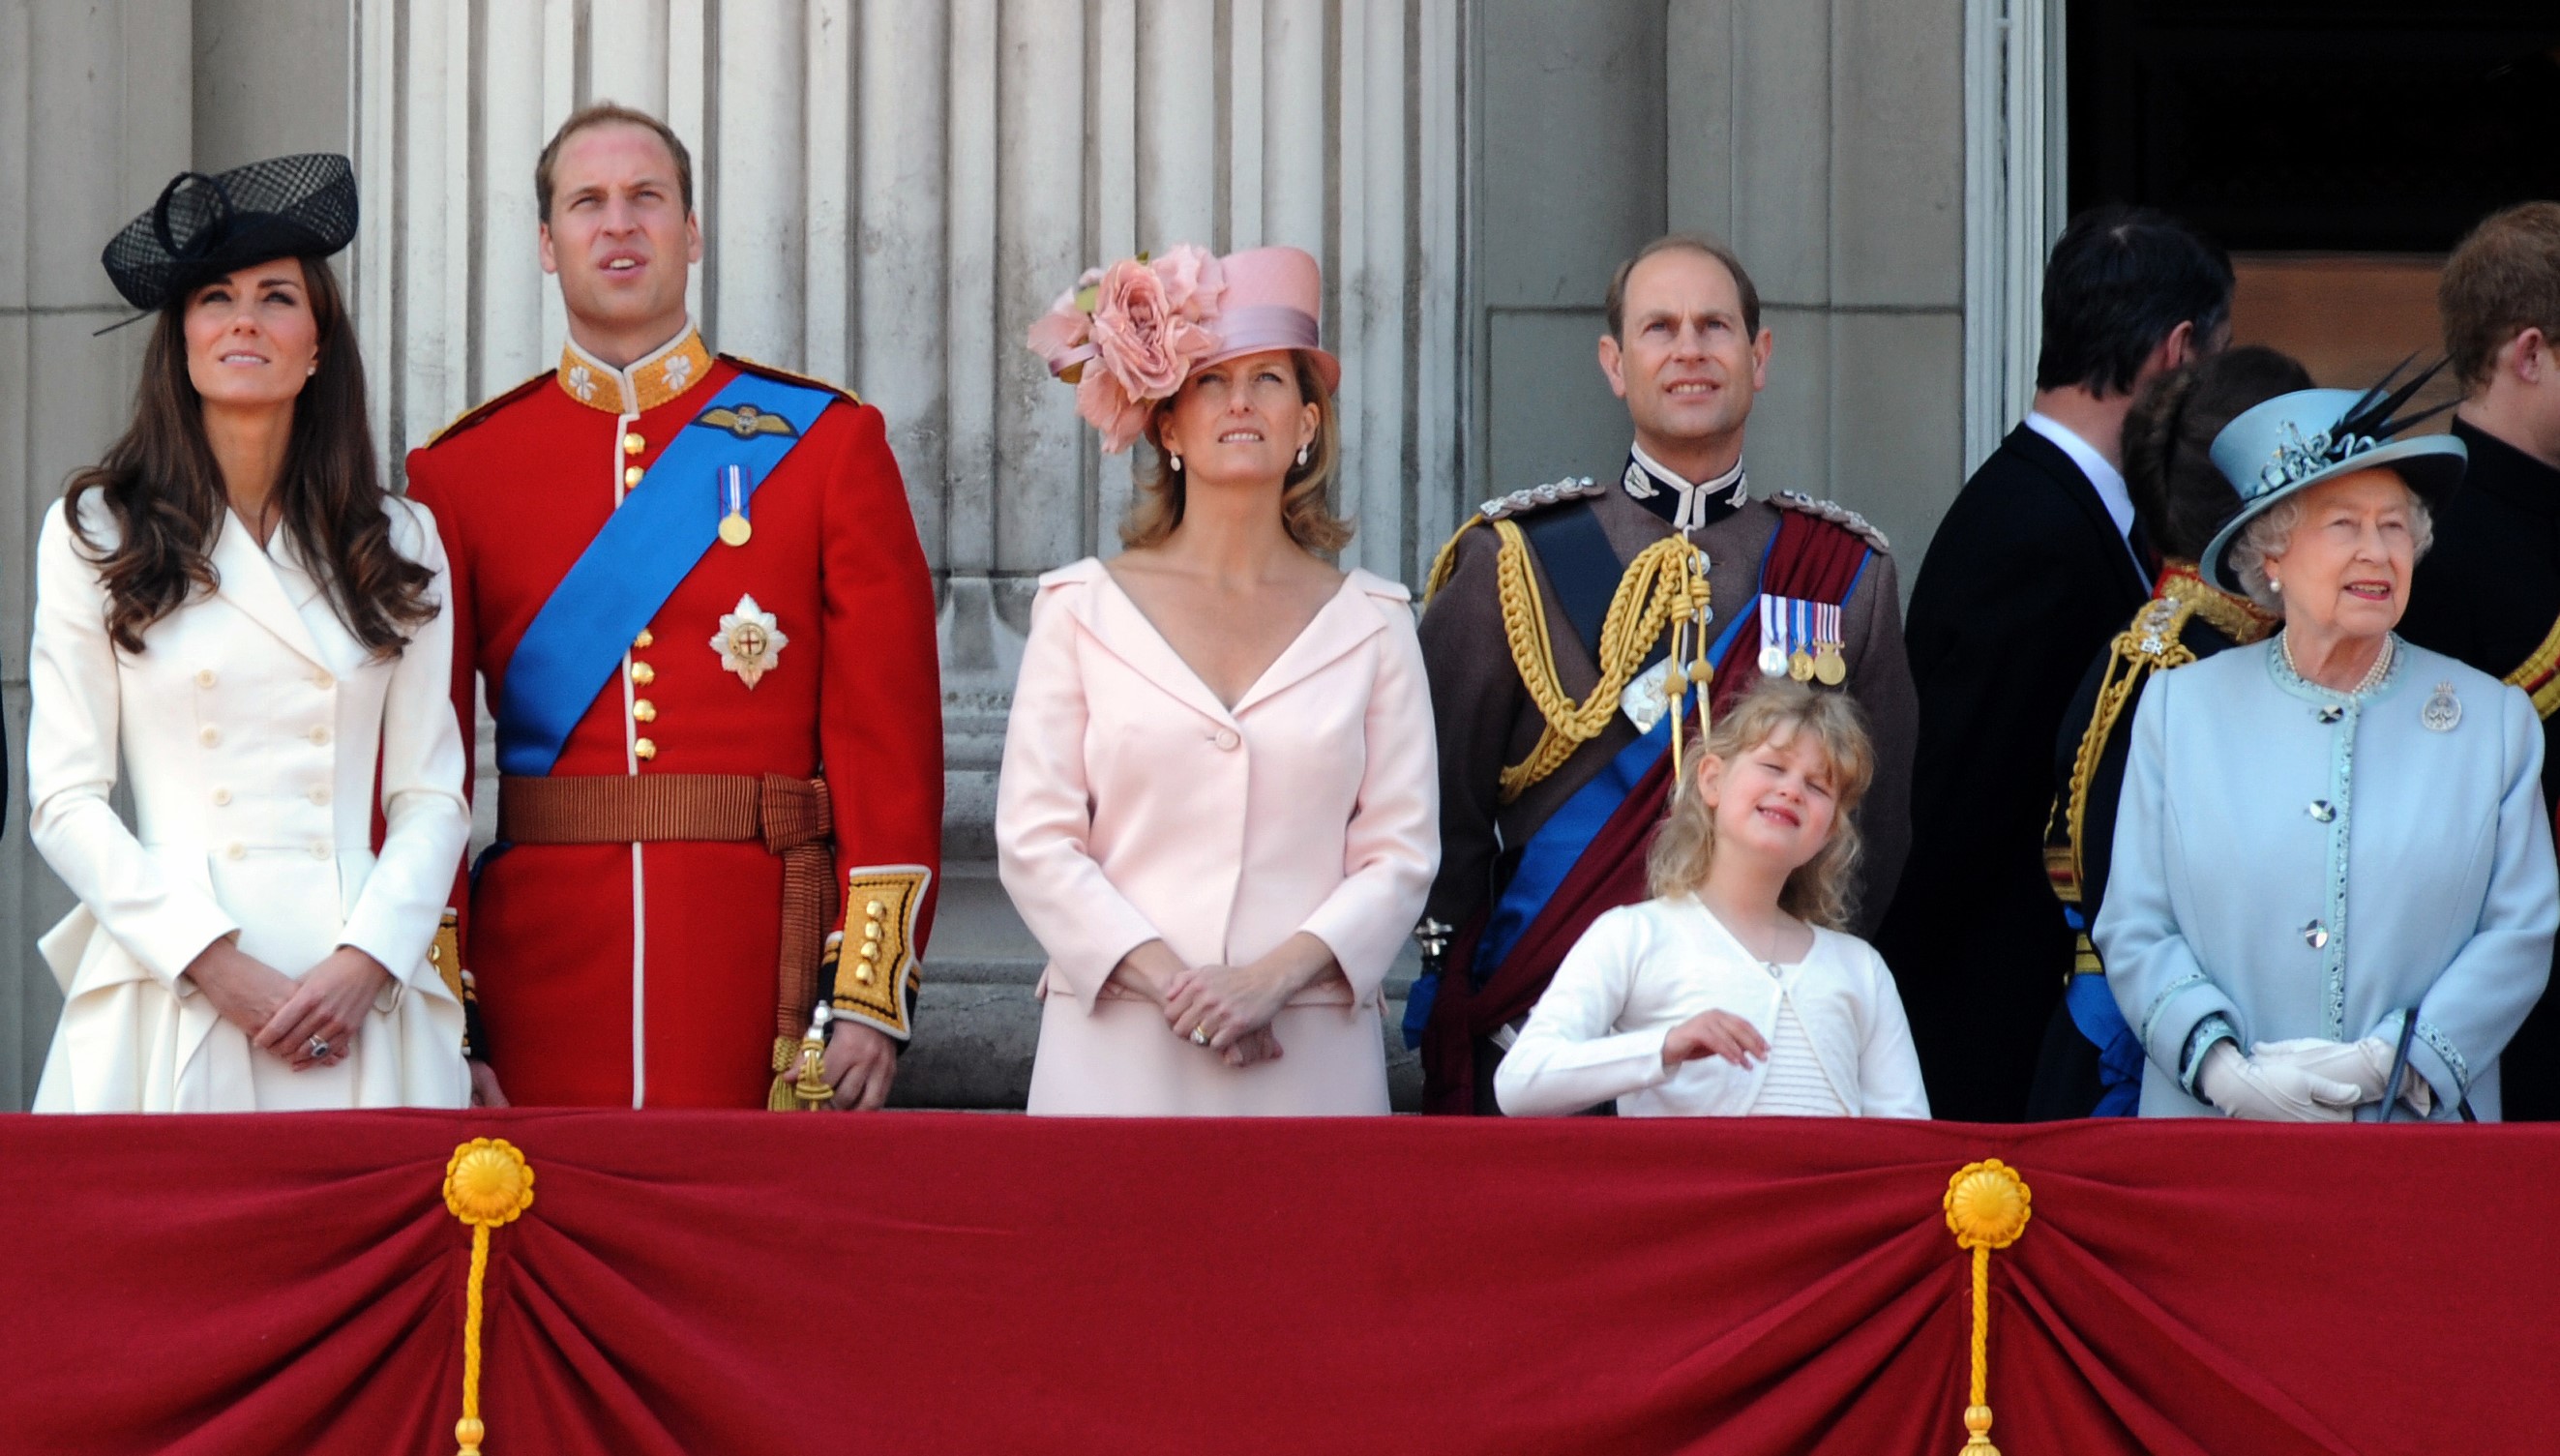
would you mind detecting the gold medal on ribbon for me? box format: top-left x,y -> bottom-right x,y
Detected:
1788,648 -> 1816,682
716,462 -> 753,548
1812,601 -> 1846,684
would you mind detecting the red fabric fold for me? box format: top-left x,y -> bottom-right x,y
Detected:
4,1112 -> 2555,1455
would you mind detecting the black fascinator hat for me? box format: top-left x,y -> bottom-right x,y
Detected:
100,153 -> 358,312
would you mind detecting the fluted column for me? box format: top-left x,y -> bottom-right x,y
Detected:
0,0 -> 193,1104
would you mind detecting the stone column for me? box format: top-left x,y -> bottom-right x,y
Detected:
0,0 -> 194,1105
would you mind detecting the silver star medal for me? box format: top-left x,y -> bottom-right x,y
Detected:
713,594 -> 789,689
2422,681 -> 2461,732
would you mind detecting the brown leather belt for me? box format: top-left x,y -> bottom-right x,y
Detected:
497,773 -> 836,1042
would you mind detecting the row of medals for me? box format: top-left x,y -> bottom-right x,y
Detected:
1760,616 -> 1847,685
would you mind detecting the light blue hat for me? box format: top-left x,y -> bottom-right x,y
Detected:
2198,363 -> 2466,595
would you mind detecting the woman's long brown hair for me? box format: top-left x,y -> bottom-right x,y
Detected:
66,255 -> 434,656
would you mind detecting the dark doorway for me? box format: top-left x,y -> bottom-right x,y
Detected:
2068,2 -> 2560,386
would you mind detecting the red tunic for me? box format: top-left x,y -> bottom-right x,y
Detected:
405,328 -> 942,1108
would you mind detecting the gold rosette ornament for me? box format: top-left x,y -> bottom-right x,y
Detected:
1943,1159 -> 2032,1456
443,1139 -> 537,1456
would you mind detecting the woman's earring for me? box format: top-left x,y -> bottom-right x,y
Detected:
2267,577 -> 2279,591
306,362 -> 318,377
1295,446 -> 1311,467
1169,453 -> 1182,472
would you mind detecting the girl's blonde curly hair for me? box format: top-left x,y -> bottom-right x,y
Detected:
1645,679 -> 1875,930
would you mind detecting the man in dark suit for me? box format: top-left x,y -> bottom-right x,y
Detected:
1878,207 -> 2232,1122
2396,201 -> 2560,1120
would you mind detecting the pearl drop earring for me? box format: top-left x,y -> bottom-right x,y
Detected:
306,363 -> 318,376
1169,453 -> 1182,471
1296,446 -> 1310,467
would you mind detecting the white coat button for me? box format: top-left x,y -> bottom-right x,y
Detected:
308,725 -> 332,746
311,669 -> 335,689
310,841 -> 331,860
223,843 -> 246,860
198,725 -> 221,747
210,787 -> 232,807
1212,728 -> 1240,751
194,669 -> 216,688
308,786 -> 331,806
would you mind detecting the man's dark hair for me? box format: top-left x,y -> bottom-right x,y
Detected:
535,103 -> 695,223
2035,206 -> 2234,398
2122,344 -> 2313,562
1605,234 -> 1763,343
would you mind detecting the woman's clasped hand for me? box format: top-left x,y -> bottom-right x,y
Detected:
185,938 -> 395,1073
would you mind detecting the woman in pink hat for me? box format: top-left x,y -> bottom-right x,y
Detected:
999,245 -> 1440,1114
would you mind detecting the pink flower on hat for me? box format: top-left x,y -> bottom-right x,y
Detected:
1026,245 -> 1226,454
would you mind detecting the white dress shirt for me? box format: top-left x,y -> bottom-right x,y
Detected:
1494,895 -> 1930,1118
2024,410 -> 2146,578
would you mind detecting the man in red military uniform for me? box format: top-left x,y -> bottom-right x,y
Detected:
406,104 -> 941,1111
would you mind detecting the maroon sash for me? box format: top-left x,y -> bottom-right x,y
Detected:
1421,512 -> 1877,1113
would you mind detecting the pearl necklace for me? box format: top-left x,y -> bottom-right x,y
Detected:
2280,629 -> 2394,697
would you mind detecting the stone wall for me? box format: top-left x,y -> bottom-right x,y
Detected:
0,0 -> 1998,1110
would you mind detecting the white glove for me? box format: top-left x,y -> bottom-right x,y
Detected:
2250,1036 -> 2434,1116
2195,1041 -> 2361,1122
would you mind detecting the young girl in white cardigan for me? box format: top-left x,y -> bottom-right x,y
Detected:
1495,681 -> 1929,1118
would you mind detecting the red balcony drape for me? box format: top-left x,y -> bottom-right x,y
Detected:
2,1111 -> 2549,1454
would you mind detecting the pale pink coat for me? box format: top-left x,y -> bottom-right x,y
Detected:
997,558 -> 1439,1114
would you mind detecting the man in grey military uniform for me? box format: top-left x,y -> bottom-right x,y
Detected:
1409,233 -> 1918,1113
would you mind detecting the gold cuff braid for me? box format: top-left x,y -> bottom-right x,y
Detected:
827,865 -> 931,1040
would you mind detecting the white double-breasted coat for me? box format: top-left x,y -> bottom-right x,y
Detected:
29,493 -> 472,1111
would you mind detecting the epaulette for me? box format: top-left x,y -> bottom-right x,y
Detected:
720,352 -> 859,407
1477,474 -> 1606,521
1770,490 -> 1890,551
2120,594 -> 2196,666
421,371 -> 550,449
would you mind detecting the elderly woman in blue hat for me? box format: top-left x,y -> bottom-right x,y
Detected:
2096,369 -> 2559,1120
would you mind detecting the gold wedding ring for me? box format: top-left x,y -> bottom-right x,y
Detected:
1191,1027 -> 1210,1047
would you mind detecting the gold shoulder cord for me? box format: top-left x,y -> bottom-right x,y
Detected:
1423,513 -> 1711,803
1490,525 -> 1709,802
2053,597 -> 2197,903
2504,611 -> 2560,720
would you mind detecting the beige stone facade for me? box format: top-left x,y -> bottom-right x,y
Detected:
0,0 -> 2043,1107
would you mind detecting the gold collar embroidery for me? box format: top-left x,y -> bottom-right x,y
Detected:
554,324 -> 714,415
2158,562 -> 2277,645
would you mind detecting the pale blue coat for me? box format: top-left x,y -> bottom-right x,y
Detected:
2096,638 -> 2557,1119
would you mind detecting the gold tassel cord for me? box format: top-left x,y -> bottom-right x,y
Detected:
1943,1160 -> 2033,1456
768,1005 -> 837,1111
444,1139 -> 537,1456
1493,527 -> 1712,802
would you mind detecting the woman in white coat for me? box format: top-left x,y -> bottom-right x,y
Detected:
32,155 -> 471,1112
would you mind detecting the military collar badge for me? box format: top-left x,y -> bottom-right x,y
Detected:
714,595 -> 789,689
1622,448 -> 1747,533
556,326 -> 715,415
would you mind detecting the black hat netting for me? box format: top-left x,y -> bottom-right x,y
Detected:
100,153 -> 359,311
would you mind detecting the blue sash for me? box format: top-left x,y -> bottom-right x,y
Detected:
1400,599 -> 1760,1049
495,371 -> 834,776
